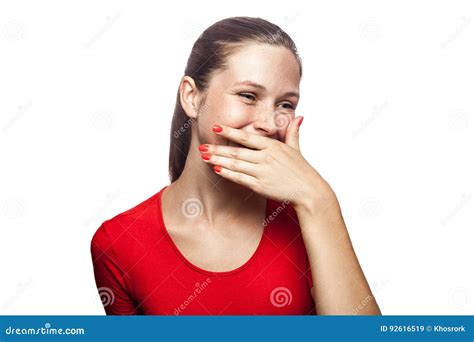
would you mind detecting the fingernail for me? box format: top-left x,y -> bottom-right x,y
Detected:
201,153 -> 211,161
212,124 -> 223,133
198,144 -> 209,152
213,165 -> 222,173
298,116 -> 304,127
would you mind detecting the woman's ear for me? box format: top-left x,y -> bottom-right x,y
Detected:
179,76 -> 201,119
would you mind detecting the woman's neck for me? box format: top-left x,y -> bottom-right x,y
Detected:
165,138 -> 265,227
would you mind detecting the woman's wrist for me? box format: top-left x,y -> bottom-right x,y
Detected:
293,174 -> 340,217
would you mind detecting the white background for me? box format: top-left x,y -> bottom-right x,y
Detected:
1,0 -> 473,315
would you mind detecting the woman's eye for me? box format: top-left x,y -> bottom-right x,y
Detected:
280,103 -> 295,110
239,93 -> 257,101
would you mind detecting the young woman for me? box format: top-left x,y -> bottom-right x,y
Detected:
91,16 -> 381,315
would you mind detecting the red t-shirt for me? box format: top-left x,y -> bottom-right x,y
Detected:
90,185 -> 315,315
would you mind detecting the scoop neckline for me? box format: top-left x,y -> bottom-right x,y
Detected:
157,185 -> 271,277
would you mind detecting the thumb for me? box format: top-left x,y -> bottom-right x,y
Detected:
284,116 -> 303,150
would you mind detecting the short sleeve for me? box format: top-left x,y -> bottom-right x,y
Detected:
90,223 -> 140,315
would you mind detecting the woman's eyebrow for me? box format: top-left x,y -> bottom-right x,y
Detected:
232,80 -> 266,90
231,80 -> 299,99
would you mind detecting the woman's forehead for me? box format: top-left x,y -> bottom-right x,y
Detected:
212,44 -> 300,92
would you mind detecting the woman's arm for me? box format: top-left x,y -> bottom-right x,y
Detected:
200,119 -> 382,315
294,177 -> 382,315
91,223 -> 141,315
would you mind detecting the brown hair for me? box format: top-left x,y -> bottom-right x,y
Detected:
168,16 -> 302,182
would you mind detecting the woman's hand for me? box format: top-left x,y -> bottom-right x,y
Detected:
200,117 -> 381,315
198,116 -> 337,214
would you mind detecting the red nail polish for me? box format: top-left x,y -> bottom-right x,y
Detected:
298,116 -> 304,127
201,153 -> 211,161
213,165 -> 222,173
199,144 -> 209,152
212,124 -> 223,133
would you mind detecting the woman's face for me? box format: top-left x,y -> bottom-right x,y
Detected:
196,43 -> 301,148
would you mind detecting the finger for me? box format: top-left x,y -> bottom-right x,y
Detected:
284,116 -> 303,151
212,165 -> 259,189
212,124 -> 272,150
201,153 -> 259,177
199,144 -> 262,164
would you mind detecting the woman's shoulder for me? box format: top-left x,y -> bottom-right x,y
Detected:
90,186 -> 167,252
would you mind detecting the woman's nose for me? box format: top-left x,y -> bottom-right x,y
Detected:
252,109 -> 290,136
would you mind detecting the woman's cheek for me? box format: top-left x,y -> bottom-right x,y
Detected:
221,102 -> 254,127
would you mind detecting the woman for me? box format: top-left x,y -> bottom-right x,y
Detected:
91,16 -> 381,315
